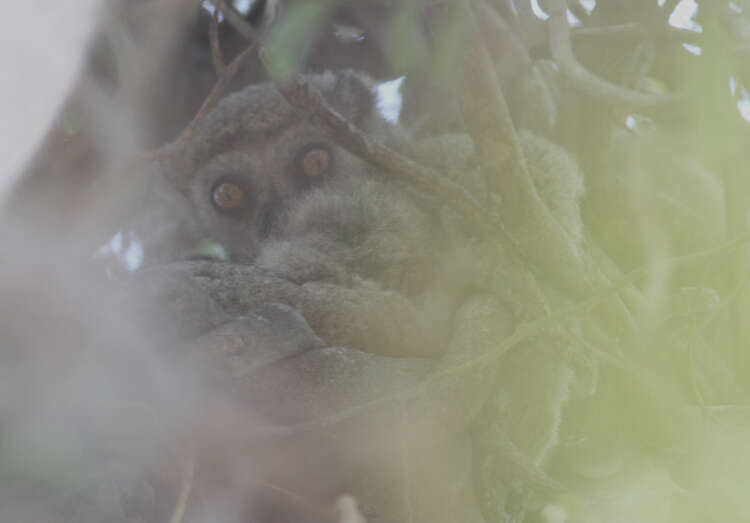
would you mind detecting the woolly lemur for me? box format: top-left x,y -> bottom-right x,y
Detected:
122,70 -> 495,523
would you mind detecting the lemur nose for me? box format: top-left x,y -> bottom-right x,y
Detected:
255,204 -> 275,240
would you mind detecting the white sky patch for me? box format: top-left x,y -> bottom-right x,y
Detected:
625,115 -> 637,130
729,2 -> 743,14
376,77 -> 404,123
97,231 -> 124,258
730,76 -> 737,96
738,89 -> 750,123
95,230 -> 143,272
124,236 -> 144,272
669,0 -> 703,32
682,43 -> 702,55
568,10 -> 582,27
579,0 -> 596,15
658,0 -> 666,6
201,1 -> 224,21
233,0 -> 253,15
530,0 -> 550,20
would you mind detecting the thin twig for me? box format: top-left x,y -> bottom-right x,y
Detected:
181,44 -> 257,141
152,42 -> 257,166
573,22 -> 645,38
213,0 -> 260,42
572,22 -> 698,41
209,6 -> 227,76
169,447 -> 195,523
148,0 -> 259,166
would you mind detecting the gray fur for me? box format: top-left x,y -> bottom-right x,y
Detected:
152,71 -> 459,360
519,129 -> 586,254
137,71 -> 491,523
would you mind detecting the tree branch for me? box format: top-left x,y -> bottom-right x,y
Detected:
547,0 -> 682,107
454,2 -> 596,294
212,0 -> 260,43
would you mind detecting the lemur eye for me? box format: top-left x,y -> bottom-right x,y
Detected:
211,177 -> 250,215
300,147 -> 331,178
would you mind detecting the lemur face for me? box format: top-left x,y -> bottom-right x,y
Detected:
154,71 -> 443,309
175,72 -> 378,259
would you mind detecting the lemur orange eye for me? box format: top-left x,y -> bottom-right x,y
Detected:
301,147 -> 331,177
211,179 -> 247,214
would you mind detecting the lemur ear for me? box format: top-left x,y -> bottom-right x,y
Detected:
312,69 -> 378,128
